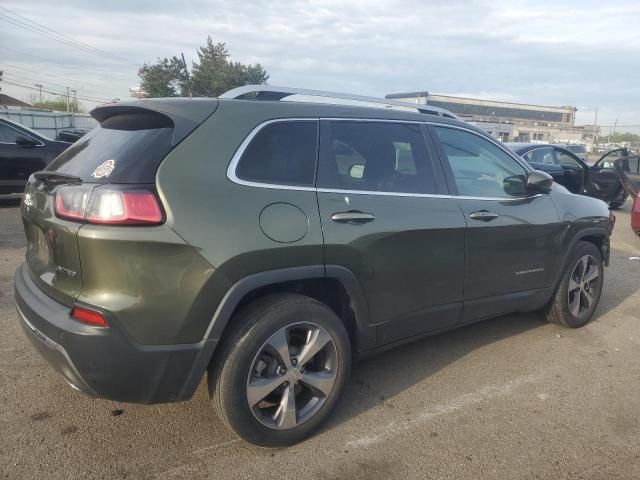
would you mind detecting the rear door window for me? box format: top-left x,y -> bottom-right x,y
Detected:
46,112 -> 174,183
318,121 -> 436,194
235,121 -> 318,187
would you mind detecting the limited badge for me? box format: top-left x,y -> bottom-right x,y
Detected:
91,159 -> 116,179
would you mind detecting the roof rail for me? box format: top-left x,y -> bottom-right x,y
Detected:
219,85 -> 460,120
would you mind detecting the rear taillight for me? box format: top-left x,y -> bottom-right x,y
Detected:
55,185 -> 163,225
70,306 -> 108,328
54,185 -> 92,221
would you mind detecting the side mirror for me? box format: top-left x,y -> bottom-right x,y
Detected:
16,136 -> 39,147
526,170 -> 554,194
503,175 -> 527,196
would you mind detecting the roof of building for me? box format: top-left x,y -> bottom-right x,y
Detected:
0,94 -> 31,107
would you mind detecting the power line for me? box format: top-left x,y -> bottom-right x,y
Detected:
0,78 -> 112,103
1,63 -> 119,96
0,13 -> 122,61
3,72 -> 71,91
2,73 -> 117,102
0,6 -> 136,64
0,53 -> 118,89
0,6 -> 116,57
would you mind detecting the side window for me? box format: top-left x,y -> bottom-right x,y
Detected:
598,150 -> 625,170
319,121 -> 436,194
0,124 -> 21,144
555,150 -> 581,168
523,147 -> 555,165
433,126 -> 528,198
235,121 -> 317,186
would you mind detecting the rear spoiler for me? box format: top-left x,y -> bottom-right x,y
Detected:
91,98 -> 218,146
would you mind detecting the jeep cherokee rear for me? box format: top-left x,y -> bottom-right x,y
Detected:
14,86 -> 614,446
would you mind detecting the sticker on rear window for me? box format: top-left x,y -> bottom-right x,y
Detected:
91,159 -> 116,179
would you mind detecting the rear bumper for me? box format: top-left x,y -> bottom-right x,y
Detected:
14,263 -> 217,404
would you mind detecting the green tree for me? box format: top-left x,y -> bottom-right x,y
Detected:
137,57 -> 186,97
136,37 -> 269,98
609,132 -> 640,144
190,37 -> 269,97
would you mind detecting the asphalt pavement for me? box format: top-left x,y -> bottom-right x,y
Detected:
1,196 -> 639,480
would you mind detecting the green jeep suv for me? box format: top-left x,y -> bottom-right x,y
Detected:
14,86 -> 614,446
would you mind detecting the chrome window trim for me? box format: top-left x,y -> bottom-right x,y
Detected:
0,121 -> 45,146
226,117 -> 319,191
226,117 -> 542,202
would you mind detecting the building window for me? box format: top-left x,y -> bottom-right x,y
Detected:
533,133 -> 544,141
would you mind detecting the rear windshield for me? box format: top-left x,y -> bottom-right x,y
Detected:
46,113 -> 174,183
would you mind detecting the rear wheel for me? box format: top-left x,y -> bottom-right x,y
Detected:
546,241 -> 604,328
209,294 -> 351,447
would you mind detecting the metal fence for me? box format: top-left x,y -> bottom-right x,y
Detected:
0,108 -> 97,139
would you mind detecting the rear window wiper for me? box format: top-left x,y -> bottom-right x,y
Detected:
33,171 -> 82,184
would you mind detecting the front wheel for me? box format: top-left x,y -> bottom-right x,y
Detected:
209,294 -> 351,447
546,241 -> 604,328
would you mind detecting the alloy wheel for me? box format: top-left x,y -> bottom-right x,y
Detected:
567,254 -> 600,318
246,322 -> 338,430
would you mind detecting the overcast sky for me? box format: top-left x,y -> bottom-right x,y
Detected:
1,0 -> 639,132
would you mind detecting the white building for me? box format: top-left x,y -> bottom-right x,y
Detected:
385,91 -> 596,144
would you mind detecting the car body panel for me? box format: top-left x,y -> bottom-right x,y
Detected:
14,96 -> 615,405
0,118 -> 70,194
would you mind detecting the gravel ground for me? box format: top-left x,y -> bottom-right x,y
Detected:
1,196 -> 639,480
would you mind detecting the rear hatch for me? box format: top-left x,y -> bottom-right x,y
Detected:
21,99 -> 218,305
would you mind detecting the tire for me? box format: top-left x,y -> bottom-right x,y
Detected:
546,241 -> 604,328
209,293 -> 351,447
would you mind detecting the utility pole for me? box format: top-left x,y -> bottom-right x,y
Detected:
34,84 -> 43,105
591,108 -> 598,149
612,118 -> 618,139
70,89 -> 77,112
181,52 -> 193,98
70,89 -> 77,126
66,86 -> 70,112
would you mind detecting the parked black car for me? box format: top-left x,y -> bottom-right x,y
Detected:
0,118 -> 71,195
56,128 -> 91,143
507,143 -> 628,209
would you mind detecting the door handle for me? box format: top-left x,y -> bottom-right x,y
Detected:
469,210 -> 499,221
331,211 -> 376,223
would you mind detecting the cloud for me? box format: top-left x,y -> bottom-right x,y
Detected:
1,0 -> 639,129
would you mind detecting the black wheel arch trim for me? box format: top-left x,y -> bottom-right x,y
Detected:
558,228 -> 610,285
203,265 -> 374,351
